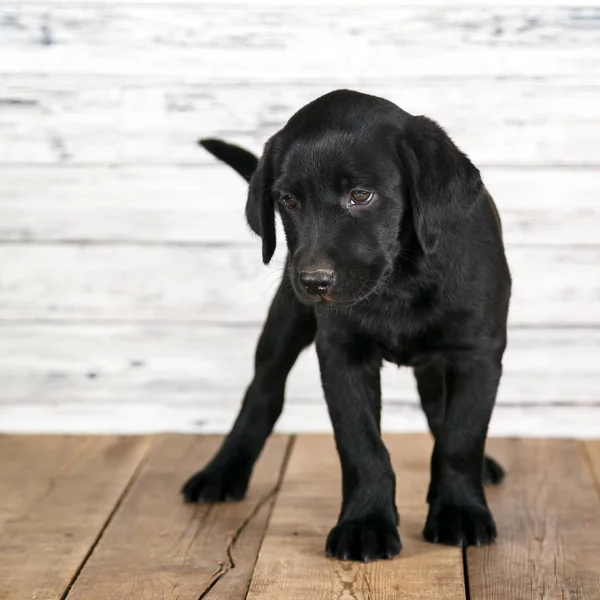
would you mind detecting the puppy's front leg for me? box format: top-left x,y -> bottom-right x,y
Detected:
423,351 -> 501,547
316,329 -> 400,562
182,278 -> 315,503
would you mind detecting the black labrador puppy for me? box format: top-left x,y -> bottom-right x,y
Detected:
182,89 -> 511,562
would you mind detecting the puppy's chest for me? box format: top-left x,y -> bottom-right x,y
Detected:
376,335 -> 432,367
354,308 -> 439,367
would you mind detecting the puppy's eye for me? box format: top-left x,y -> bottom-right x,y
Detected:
349,190 -> 373,205
281,194 -> 300,211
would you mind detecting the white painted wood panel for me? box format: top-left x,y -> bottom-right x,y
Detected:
1,78 -> 599,165
0,245 -> 596,326
1,5 -> 598,80
1,1 -> 593,7
2,402 -> 600,437
0,2 -> 598,434
0,324 -> 597,406
0,166 -> 597,245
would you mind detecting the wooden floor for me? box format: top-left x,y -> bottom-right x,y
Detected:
1,435 -> 600,599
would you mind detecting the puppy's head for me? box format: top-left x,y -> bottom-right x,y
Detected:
248,89 -> 483,306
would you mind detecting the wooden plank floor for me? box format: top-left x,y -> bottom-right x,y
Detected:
0,435 -> 599,600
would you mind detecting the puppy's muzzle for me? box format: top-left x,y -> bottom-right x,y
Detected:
299,269 -> 335,297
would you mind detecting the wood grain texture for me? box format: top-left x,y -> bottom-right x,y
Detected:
0,244 -> 597,326
0,324 -> 598,408
1,5 -> 598,81
0,434 -> 86,529
2,78 -> 599,165
467,439 -> 600,599
66,434 -> 291,600
247,434 -> 465,600
0,435 -> 149,600
583,440 -> 600,495
1,434 -> 599,597
0,165 -> 598,245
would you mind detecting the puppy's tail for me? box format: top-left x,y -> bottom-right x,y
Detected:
199,138 -> 258,183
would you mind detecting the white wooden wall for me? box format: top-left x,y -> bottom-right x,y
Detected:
0,1 -> 599,435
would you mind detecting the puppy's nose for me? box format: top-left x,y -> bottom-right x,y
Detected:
299,269 -> 335,296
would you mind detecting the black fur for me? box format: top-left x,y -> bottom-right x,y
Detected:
185,90 -> 511,561
199,138 -> 258,183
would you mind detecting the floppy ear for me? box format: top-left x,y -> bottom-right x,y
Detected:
398,116 -> 483,254
246,139 -> 277,264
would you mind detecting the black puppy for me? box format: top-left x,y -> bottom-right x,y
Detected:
182,89 -> 511,562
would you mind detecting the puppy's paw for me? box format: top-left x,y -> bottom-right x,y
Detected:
483,455 -> 505,485
181,465 -> 249,503
423,501 -> 496,547
326,515 -> 401,562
